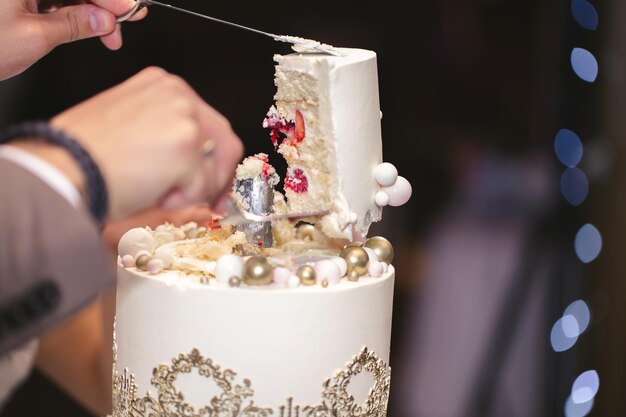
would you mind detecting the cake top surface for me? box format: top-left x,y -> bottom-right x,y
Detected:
275,48 -> 377,69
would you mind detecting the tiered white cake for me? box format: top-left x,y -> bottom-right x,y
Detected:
112,47 -> 411,417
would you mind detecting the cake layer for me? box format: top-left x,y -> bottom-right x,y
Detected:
114,262 -> 394,416
268,48 -> 383,240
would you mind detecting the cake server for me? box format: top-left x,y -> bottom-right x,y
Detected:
218,198 -> 329,227
117,0 -> 344,56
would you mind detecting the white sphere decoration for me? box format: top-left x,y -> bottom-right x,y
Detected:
368,261 -> 384,278
363,247 -> 379,263
215,254 -> 244,284
374,162 -> 398,187
374,191 -> 390,207
118,228 -> 156,258
287,275 -> 301,288
121,254 -> 136,268
380,262 -> 389,273
348,212 -> 358,224
147,258 -> 164,274
153,246 -> 175,268
273,267 -> 292,285
330,257 -> 348,277
382,176 -> 412,207
314,260 -> 341,285
154,231 -> 175,247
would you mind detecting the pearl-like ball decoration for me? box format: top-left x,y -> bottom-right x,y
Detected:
296,223 -> 316,241
297,265 -> 316,286
243,256 -> 273,286
228,276 -> 242,287
147,258 -> 164,274
364,236 -> 394,264
314,260 -> 341,285
340,246 -> 369,278
273,267 -> 292,285
287,275 -> 301,288
381,176 -> 412,207
374,163 -> 398,187
153,246 -> 174,269
363,247 -> 379,263
347,270 -> 360,282
368,261 -> 384,278
374,191 -> 390,207
135,254 -> 151,271
118,228 -> 155,258
121,254 -> 135,268
215,254 -> 244,284
330,257 -> 348,277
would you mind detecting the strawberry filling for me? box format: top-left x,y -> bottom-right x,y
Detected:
263,109 -> 306,149
284,168 -> 309,193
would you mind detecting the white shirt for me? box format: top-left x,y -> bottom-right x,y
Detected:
0,144 -> 82,408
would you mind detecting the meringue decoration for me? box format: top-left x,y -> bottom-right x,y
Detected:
381,176 -> 412,207
374,163 -> 398,187
215,254 -> 244,284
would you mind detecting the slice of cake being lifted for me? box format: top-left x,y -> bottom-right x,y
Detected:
264,48 -> 383,240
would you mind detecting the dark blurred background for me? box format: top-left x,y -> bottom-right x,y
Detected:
2,0 -> 623,416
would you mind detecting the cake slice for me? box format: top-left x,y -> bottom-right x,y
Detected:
263,48 -> 384,240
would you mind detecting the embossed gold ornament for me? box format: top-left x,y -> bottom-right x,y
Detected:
297,265 -> 316,286
296,223 -> 316,241
340,246 -> 369,278
364,236 -> 394,264
135,254 -> 151,271
243,256 -> 273,285
111,343 -> 391,417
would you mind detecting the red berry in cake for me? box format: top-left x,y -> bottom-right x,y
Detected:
295,109 -> 305,142
284,168 -> 309,193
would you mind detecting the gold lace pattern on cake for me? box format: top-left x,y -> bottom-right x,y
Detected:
112,344 -> 390,417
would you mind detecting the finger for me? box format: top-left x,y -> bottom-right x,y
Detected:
99,23 -> 122,50
37,4 -> 116,48
193,101 -> 244,201
88,0 -> 137,16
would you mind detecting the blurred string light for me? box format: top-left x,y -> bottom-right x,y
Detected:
571,0 -> 599,30
561,168 -> 589,206
555,129 -> 584,167
572,370 -> 600,404
550,300 -> 591,352
575,223 -> 602,263
565,395 -> 594,417
571,48 -> 599,83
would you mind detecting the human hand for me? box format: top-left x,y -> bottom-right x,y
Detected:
50,67 -> 243,220
0,0 -> 147,80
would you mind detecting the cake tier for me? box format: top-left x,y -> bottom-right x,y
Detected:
114,262 -> 394,417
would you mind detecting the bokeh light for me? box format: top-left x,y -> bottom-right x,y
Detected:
564,300 -> 591,334
561,314 -> 581,338
555,129 -> 584,167
575,223 -> 602,263
551,316 -> 579,352
572,370 -> 600,404
571,0 -> 599,30
565,394 -> 594,417
561,168 -> 589,206
571,48 -> 599,82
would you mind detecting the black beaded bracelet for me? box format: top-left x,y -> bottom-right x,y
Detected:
0,121 -> 109,224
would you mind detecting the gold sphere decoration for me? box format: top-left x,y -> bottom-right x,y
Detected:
228,276 -> 242,287
321,279 -> 329,288
243,256 -> 273,286
296,223 -> 316,241
340,246 -> 369,277
297,265 -> 316,286
347,270 -> 360,282
364,236 -> 394,265
135,254 -> 151,271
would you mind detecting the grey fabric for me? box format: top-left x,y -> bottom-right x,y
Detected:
0,159 -> 114,355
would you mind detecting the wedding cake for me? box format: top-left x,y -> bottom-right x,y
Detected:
112,47 -> 411,417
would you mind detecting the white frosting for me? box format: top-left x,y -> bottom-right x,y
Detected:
273,48 -> 383,239
115,262 -> 394,409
